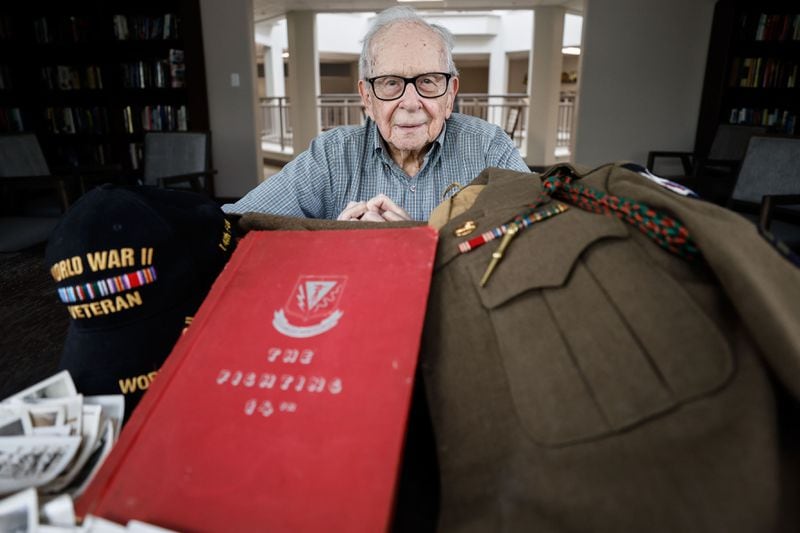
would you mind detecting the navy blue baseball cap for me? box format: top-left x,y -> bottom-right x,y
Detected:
45,185 -> 234,419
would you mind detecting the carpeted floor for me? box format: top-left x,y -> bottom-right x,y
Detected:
0,243 -> 68,399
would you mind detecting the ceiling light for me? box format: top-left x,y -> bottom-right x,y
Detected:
562,46 -> 581,55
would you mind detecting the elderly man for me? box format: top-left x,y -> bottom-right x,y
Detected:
223,6 -> 529,222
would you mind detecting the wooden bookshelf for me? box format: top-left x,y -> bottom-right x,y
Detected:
695,0 -> 799,156
0,0 -> 208,173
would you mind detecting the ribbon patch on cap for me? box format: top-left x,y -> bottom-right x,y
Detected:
57,266 -> 157,303
50,247 -> 157,320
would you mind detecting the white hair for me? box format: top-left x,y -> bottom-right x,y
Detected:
359,6 -> 459,80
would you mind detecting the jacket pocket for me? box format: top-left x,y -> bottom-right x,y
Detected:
472,209 -> 733,446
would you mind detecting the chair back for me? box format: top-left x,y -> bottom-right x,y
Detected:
707,124 -> 767,160
0,133 -> 51,177
504,107 -> 521,140
731,136 -> 800,204
142,132 -> 209,185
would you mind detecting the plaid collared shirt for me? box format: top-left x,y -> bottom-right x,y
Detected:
223,113 -> 530,221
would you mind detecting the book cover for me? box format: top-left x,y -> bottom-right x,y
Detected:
76,227 -> 438,532
168,49 -> 184,88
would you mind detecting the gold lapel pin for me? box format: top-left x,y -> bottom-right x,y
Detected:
454,220 -> 477,237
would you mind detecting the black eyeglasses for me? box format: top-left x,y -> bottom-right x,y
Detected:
367,72 -> 452,101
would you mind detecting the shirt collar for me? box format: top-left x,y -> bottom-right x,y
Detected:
369,117 -> 448,156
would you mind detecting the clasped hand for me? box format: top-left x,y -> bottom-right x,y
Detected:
336,194 -> 411,222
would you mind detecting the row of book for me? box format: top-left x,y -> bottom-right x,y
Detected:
121,49 -> 184,89
0,107 -> 24,132
44,107 -> 111,135
122,104 -> 187,133
29,14 -> 180,44
739,13 -> 800,42
41,65 -> 104,91
729,57 -> 798,88
728,107 -> 797,135
34,16 -> 91,44
122,60 -> 169,89
36,51 -> 184,91
112,14 -> 179,41
40,105 -> 190,136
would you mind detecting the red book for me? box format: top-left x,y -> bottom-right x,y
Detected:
77,227 -> 438,532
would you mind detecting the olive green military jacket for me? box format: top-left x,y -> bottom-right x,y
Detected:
239,164 -> 800,532
421,164 -> 800,532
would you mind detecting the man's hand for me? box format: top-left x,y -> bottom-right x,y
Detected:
336,194 -> 411,222
366,194 -> 411,221
337,201 -> 369,221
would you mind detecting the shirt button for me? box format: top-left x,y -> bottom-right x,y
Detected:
410,185 -> 416,192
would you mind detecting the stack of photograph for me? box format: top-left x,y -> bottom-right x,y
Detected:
0,371 -> 169,531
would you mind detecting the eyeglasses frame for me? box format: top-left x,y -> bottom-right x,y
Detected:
366,72 -> 453,101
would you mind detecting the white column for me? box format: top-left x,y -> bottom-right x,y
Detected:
199,0 -> 261,198
286,11 -> 320,154
486,42 -> 507,126
265,39 -> 285,98
525,6 -> 564,166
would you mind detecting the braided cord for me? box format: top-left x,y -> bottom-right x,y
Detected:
542,172 -> 699,260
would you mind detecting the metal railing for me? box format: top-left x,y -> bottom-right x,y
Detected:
455,93 -> 529,150
260,92 -> 575,157
319,94 -> 365,131
557,91 -> 576,153
261,96 -> 291,151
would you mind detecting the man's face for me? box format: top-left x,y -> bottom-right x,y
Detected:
358,23 -> 459,157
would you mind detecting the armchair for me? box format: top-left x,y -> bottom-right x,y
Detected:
141,131 -> 216,196
504,106 -> 522,143
0,133 -> 71,215
647,124 -> 766,178
0,133 -> 73,251
647,124 -> 768,205
729,136 -> 800,251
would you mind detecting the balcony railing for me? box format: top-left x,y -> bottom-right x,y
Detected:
260,92 -> 576,158
557,91 -> 576,156
320,94 -> 364,131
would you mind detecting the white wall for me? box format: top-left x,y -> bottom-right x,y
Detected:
426,13 -> 500,35
574,0 -> 715,167
316,14 -> 372,54
498,10 -> 534,51
200,0 -> 262,198
563,13 -> 583,47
